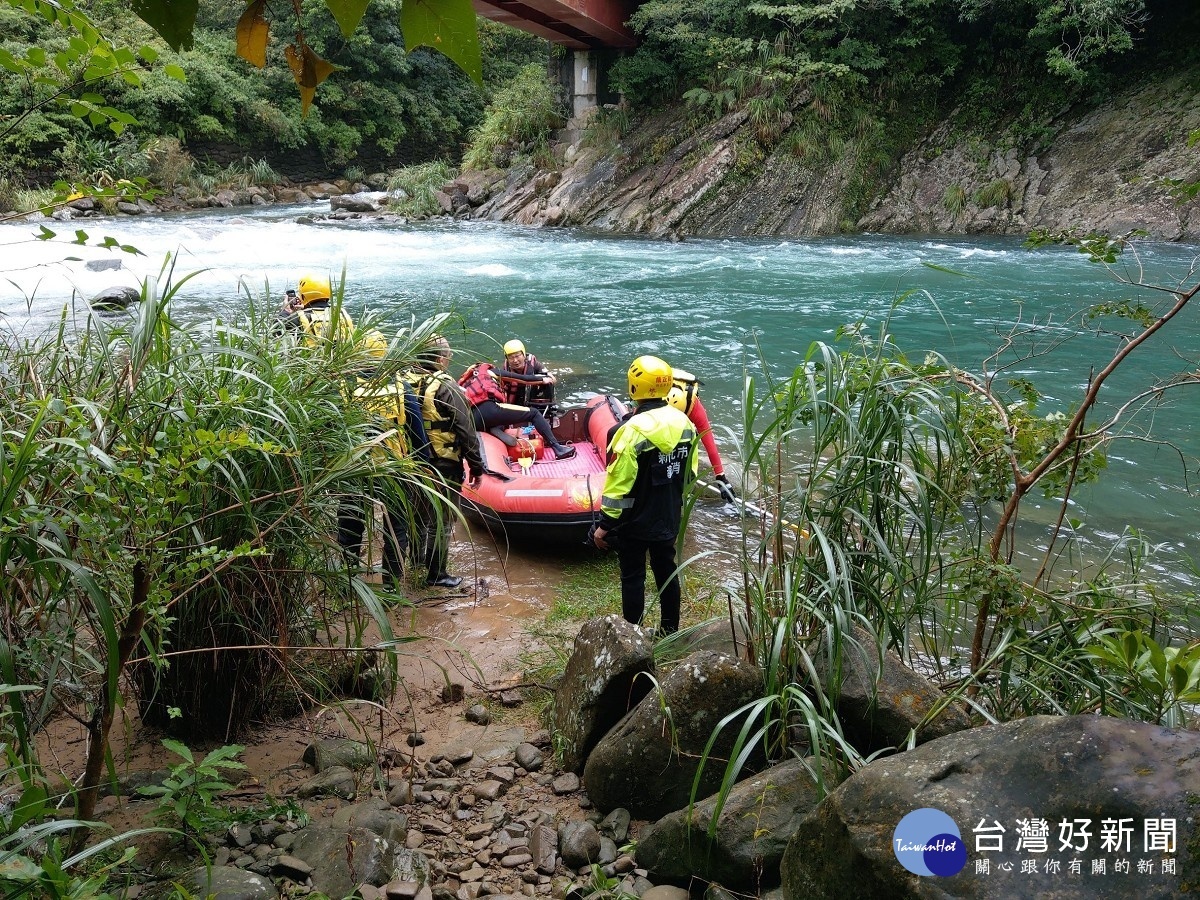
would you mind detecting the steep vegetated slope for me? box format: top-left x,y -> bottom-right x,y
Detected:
464,2 -> 1200,240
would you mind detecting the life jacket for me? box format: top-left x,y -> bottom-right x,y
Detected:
402,369 -> 459,463
501,354 -> 554,408
295,302 -> 355,347
351,377 -> 409,458
458,362 -> 506,406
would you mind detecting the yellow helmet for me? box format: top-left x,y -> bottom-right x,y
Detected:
361,328 -> 388,359
627,355 -> 673,400
665,384 -> 688,413
297,273 -> 331,305
666,371 -> 700,414
503,339 -> 526,356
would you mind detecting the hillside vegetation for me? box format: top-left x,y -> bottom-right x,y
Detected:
0,0 -> 547,202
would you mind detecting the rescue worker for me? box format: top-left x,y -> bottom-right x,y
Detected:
665,368 -> 737,504
591,355 -> 697,636
403,335 -> 488,589
459,361 -> 576,460
497,339 -> 556,415
336,345 -> 432,587
275,273 -> 354,342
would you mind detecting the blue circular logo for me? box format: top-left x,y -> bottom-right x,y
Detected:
893,808 -> 967,877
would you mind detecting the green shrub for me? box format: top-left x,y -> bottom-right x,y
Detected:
943,183 -> 967,215
462,64 -> 565,171
974,177 -> 1014,208
385,160 -> 456,218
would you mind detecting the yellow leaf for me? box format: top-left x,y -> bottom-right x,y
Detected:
236,0 -> 270,68
284,39 -> 338,116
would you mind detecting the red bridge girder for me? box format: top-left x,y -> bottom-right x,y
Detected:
473,0 -> 639,49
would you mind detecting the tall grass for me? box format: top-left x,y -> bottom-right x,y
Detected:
0,269 -> 452,855
462,64 -> 565,171
385,161 -> 456,219
689,314 -> 1200,826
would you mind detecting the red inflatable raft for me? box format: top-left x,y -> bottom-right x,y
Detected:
462,394 -> 627,543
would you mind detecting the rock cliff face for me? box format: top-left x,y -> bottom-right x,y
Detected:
460,72 -> 1200,241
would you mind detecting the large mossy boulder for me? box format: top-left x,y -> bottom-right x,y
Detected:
288,824 -> 410,898
637,756 -> 840,892
810,625 -> 969,753
552,615 -> 655,773
583,650 -> 764,819
781,715 -> 1200,899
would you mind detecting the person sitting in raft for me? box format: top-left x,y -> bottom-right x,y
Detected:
459,361 -> 577,460
666,367 -> 736,504
496,339 -> 557,416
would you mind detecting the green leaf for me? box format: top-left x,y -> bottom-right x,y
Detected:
36,225 -> 56,241
139,45 -> 160,64
400,0 -> 482,86
162,737 -> 195,764
26,46 -> 46,66
11,784 -> 49,830
164,63 -> 185,80
324,0 -> 371,39
131,0 -> 198,51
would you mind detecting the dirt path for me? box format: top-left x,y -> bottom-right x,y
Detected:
76,530 -> 573,832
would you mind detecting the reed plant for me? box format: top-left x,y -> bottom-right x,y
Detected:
694,307 -> 1200,818
0,268 -> 452,855
385,161 -> 457,219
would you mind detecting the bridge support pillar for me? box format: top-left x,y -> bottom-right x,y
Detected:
571,50 -> 599,121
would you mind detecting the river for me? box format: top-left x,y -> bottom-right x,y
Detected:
2,204 -> 1198,591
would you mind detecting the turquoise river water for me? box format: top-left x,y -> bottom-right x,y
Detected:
2,204 -> 1198,590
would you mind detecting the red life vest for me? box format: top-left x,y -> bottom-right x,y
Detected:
459,362 -> 506,406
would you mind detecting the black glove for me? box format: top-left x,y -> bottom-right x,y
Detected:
715,474 -> 737,504
484,467 -> 514,483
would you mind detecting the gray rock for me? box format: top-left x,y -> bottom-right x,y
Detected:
474,780 -> 507,802
551,773 -> 579,795
69,197 -> 97,212
296,764 -> 357,800
89,285 -> 140,309
115,200 -> 144,215
515,743 -> 544,772
439,726 -> 528,765
781,715 -> 1200,898
182,865 -> 276,899
597,837 -> 617,865
637,756 -> 836,891
303,737 -> 376,772
583,650 -> 764,819
288,824 -> 410,898
530,824 -> 558,875
85,257 -> 121,271
641,888 -> 689,900
388,779 -> 415,806
333,798 -> 409,844
271,854 -> 313,881
559,820 -> 601,869
809,625 -> 970,754
598,809 -> 630,843
331,191 -> 389,213
552,615 -> 655,773
465,704 -> 491,725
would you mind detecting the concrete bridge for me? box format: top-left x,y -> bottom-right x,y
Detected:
473,0 -> 639,118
